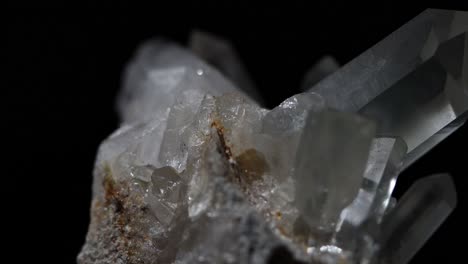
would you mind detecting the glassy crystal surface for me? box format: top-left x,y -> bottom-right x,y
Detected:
79,8 -> 463,264
294,110 -> 376,235
332,137 -> 407,262
363,137 -> 407,222
307,9 -> 468,169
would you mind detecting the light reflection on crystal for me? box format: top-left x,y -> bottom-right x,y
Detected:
78,8 -> 464,264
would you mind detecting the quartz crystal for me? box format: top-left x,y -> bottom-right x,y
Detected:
353,137 -> 407,224
294,110 -> 376,235
307,9 -> 468,170
379,174 -> 457,264
79,9 -> 465,264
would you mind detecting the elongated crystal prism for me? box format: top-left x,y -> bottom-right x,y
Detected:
379,174 -> 457,264
308,9 -> 468,169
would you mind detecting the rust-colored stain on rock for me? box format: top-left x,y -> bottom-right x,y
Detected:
235,148 -> 269,184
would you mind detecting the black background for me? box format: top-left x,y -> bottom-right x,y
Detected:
6,2 -> 468,263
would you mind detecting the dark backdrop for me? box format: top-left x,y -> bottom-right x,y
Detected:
6,3 -> 468,263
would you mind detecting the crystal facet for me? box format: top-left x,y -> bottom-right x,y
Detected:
307,9 -> 468,169
79,9 -> 464,264
294,110 -> 376,236
332,137 -> 407,261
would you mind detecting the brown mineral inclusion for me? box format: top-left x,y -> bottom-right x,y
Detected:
235,148 -> 269,184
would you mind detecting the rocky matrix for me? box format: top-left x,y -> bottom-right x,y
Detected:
78,9 -> 468,264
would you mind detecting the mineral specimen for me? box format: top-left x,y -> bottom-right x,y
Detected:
78,8 -> 467,264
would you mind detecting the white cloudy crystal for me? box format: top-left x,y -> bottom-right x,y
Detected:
118,39 -> 252,125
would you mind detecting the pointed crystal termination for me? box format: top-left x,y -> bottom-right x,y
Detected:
294,110 -> 376,236
307,9 -> 468,169
189,31 -> 263,104
379,174 -> 457,264
335,137 -> 407,244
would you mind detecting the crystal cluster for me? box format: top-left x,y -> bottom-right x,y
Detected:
78,9 -> 467,264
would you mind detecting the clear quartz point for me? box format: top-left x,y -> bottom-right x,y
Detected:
308,9 -> 468,169
379,173 -> 457,264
